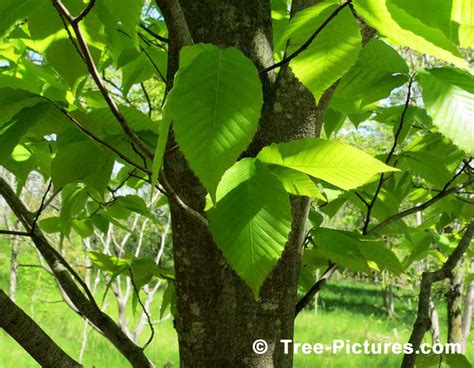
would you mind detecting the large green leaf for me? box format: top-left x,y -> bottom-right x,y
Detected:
354,0 -> 466,68
417,68 -> 474,155
169,45 -> 263,200
207,159 -> 292,297
287,4 -> 361,102
257,138 -> 398,191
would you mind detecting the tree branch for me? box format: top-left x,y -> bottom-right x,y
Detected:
0,230 -> 31,236
402,221 -> 474,368
140,23 -> 169,43
0,177 -> 153,368
368,177 -> 474,235
154,0 -> 193,47
0,289 -> 82,367
295,263 -> 337,316
53,0 -> 154,161
260,0 -> 353,75
362,77 -> 413,234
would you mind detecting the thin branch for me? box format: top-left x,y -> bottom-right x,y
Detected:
53,0 -> 154,161
58,107 -> 150,175
362,78 -> 413,234
140,23 -> 169,43
368,177 -> 474,235
0,230 -> 31,236
141,83 -> 153,117
159,169 -> 208,227
31,180 -> 53,233
295,263 -> 337,316
402,222 -> 474,368
74,0 -> 96,24
260,0 -> 352,75
129,270 -> 155,350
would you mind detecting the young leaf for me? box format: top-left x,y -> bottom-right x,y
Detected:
288,5 -> 361,102
169,45 -> 263,200
354,0 -> 467,68
207,159 -> 292,297
417,68 -> 474,156
257,138 -> 398,191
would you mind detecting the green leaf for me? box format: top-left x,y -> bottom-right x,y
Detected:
417,68 -> 474,155
257,138 -> 398,191
112,195 -> 155,220
39,217 -> 62,234
0,88 -> 44,127
45,39 -> 89,87
51,139 -> 115,194
207,159 -> 292,297
288,5 -> 361,102
0,0 -> 45,37
311,228 -> 403,275
333,39 -> 409,104
354,0 -> 467,68
268,166 -> 325,200
452,0 -> 474,48
169,45 -> 263,200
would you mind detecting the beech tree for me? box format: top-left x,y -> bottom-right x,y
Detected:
0,0 -> 473,367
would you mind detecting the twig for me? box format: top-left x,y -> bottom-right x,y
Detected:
53,0 -> 154,161
260,0 -> 352,75
141,83 -> 153,117
0,230 -> 31,236
129,269 -> 155,350
140,23 -> 169,43
31,181 -> 53,233
362,78 -> 413,234
368,177 -> 474,235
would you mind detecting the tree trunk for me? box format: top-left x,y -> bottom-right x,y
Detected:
462,258 -> 474,353
447,260 -> 464,345
160,1 -> 320,366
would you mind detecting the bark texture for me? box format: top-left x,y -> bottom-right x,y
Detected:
160,1 -> 320,366
0,289 -> 82,368
447,261 -> 464,345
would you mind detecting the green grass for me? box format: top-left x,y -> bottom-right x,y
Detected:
0,242 -> 472,367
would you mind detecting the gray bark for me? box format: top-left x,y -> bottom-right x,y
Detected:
158,1 -> 321,366
447,260 -> 464,345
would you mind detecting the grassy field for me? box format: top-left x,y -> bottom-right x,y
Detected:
0,241 -> 472,367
